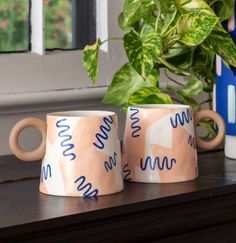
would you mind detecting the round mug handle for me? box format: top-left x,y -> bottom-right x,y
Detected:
9,118 -> 47,161
194,110 -> 225,150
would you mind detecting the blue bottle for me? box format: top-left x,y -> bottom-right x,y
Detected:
215,3 -> 236,158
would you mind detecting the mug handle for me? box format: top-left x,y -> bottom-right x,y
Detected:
9,118 -> 47,161
194,110 -> 225,150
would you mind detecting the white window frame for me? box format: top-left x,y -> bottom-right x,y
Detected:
0,0 -> 126,114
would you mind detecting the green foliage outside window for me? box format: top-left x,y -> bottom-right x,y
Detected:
0,0 -> 72,52
0,0 -> 28,51
44,0 -> 72,49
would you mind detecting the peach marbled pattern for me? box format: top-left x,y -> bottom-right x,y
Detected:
123,106 -> 198,183
40,113 -> 123,197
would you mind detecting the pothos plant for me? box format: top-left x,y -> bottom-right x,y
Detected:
83,0 -> 236,137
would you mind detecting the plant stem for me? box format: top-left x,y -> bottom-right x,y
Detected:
208,93 -> 213,109
158,57 -> 189,76
199,99 -> 212,105
170,96 -> 183,103
209,0 -> 219,6
161,10 -> 177,37
167,36 -> 179,47
165,69 -> 185,87
163,25 -> 176,38
155,9 -> 161,32
101,37 -> 123,45
204,77 -> 210,85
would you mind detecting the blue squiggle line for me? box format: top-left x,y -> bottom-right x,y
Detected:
188,134 -> 196,149
56,119 -> 76,161
93,116 -> 113,150
74,176 -> 99,197
170,109 -> 192,128
130,107 -> 141,138
40,164 -> 52,182
123,163 -> 131,181
140,156 -> 176,171
104,152 -> 117,172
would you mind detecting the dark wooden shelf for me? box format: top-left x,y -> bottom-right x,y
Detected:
0,150 -> 236,242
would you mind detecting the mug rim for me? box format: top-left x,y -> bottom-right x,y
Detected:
130,104 -> 191,109
48,110 -> 116,118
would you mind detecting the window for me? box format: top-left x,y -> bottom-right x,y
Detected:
0,0 -> 96,52
0,0 -> 125,110
0,1 -> 29,52
44,0 -> 97,50
44,0 -> 74,49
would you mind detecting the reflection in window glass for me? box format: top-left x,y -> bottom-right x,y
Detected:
44,0 -> 72,49
0,0 -> 29,52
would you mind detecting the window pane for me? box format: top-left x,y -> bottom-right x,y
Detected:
45,0 -> 96,50
45,0 -> 72,49
0,0 -> 29,52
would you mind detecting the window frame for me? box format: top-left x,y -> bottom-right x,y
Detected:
0,0 -> 126,114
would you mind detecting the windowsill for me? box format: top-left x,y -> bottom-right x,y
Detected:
0,86 -> 108,115
0,150 -> 236,241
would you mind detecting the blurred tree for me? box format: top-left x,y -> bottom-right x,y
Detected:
0,0 -> 29,51
0,0 -> 72,52
44,0 -> 72,49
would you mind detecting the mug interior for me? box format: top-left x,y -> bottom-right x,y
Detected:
49,110 -> 116,117
131,104 -> 191,110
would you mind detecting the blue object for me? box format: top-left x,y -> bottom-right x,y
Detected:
216,2 -> 236,136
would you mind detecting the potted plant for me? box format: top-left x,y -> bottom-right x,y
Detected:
83,0 -> 236,137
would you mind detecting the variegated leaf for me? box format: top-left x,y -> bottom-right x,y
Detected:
202,23 -> 236,67
177,12 -> 218,46
177,0 -> 215,15
83,39 -> 102,83
120,0 -> 156,29
123,30 -> 162,78
103,63 -> 155,106
207,0 -> 233,21
125,87 -> 172,108
176,75 -> 203,97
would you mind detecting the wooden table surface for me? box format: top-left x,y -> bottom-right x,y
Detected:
0,150 -> 236,242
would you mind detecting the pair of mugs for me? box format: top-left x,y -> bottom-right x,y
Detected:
9,105 -> 225,197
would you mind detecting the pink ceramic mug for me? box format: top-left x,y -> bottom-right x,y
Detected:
9,111 -> 124,197
122,104 -> 225,183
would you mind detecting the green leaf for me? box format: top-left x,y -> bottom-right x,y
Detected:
120,0 -> 156,29
177,0 -> 215,15
181,96 -> 200,112
118,13 -> 127,30
191,46 -> 215,83
202,23 -> 236,67
164,42 -> 189,60
147,68 -> 159,87
166,82 -> 200,112
140,24 -> 155,38
103,63 -> 155,106
207,0 -> 234,21
176,75 -> 203,97
153,0 -> 160,8
125,87 -> 172,108
159,0 -> 176,24
142,15 -> 163,34
198,120 -> 217,138
83,39 -> 102,83
123,30 -> 162,78
177,12 -> 218,46
118,12 -> 140,31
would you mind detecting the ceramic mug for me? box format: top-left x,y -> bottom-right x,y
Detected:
122,104 -> 225,183
9,111 -> 124,197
